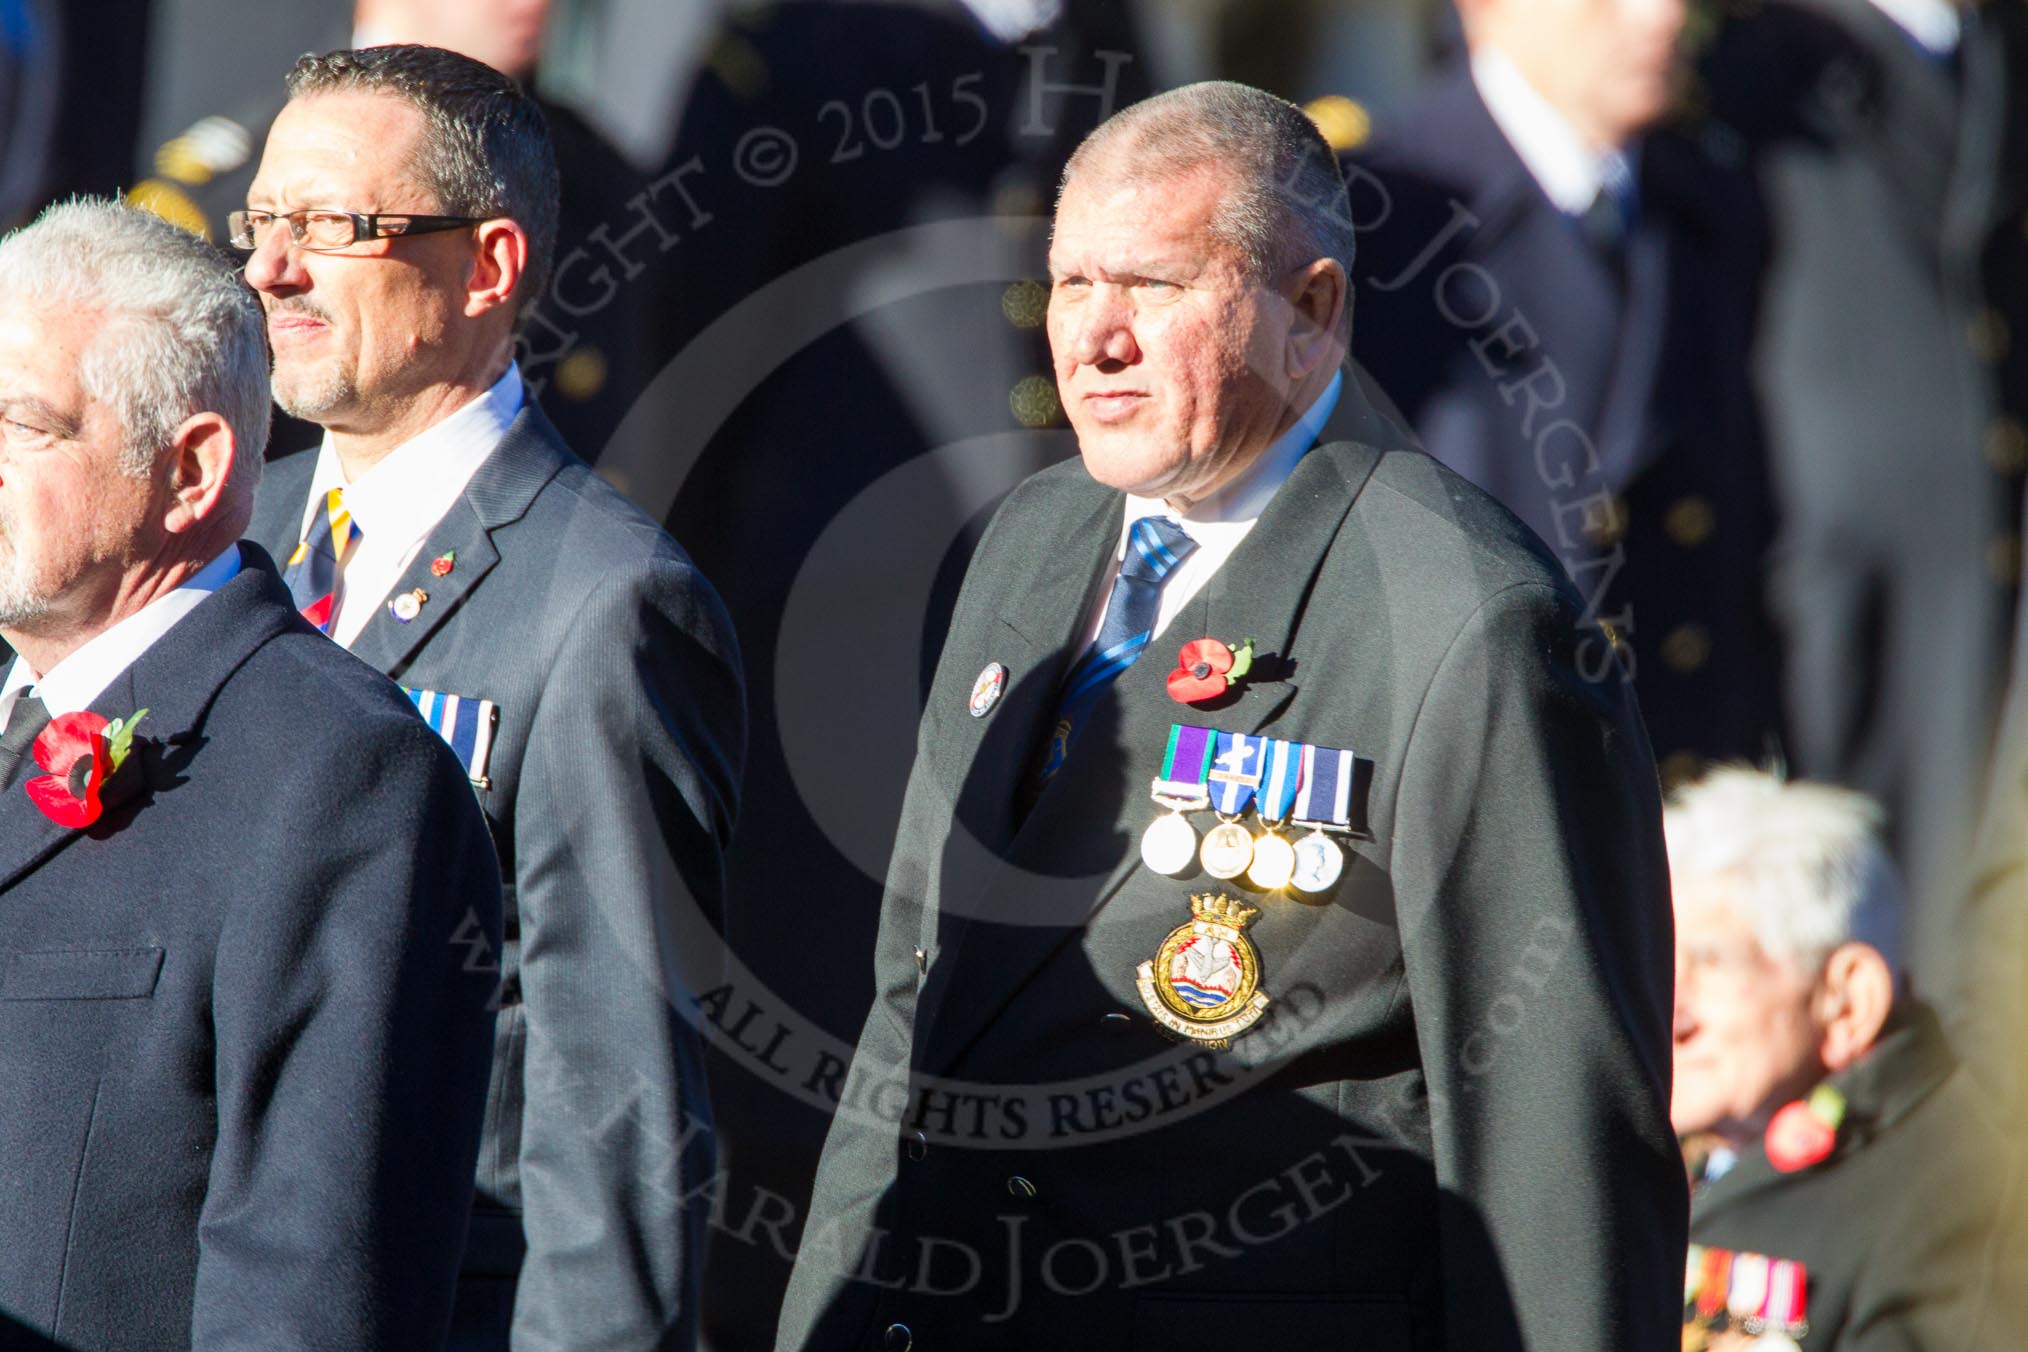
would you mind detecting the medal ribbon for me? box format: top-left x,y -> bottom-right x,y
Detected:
1154,723 -> 1217,800
1763,1259 -> 1806,1329
1726,1252 -> 1769,1319
1256,738 -> 1300,823
1293,743 -> 1353,828
1208,731 -> 1266,814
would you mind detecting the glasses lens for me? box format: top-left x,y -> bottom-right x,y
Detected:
298,212 -> 358,250
226,211 -> 260,250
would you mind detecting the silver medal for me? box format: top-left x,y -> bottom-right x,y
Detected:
1291,830 -> 1344,893
1140,811 -> 1199,876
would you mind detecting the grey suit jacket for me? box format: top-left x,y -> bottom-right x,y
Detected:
776,376 -> 1685,1350
249,404 -> 746,1351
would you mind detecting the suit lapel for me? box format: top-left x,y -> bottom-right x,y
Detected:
345,500 -> 501,675
0,551 -> 293,891
917,377 -> 1398,1074
940,479 -> 1119,856
341,403 -> 570,677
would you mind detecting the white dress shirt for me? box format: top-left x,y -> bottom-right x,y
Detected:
1866,0 -> 1960,54
1082,370 -> 1343,649
1470,46 -> 1637,217
297,365 -> 522,648
0,544 -> 242,733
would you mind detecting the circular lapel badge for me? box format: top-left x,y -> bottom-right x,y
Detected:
968,662 -> 1008,717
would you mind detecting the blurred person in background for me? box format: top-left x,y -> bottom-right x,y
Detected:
1695,0 -> 2028,1025
1669,767 -> 2015,1350
0,0 -> 55,228
1344,0 -> 1785,787
123,0 -> 649,459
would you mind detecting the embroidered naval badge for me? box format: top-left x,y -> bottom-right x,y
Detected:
1136,892 -> 1271,1048
968,662 -> 1007,717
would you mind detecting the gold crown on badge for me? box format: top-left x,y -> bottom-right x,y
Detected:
1190,892 -> 1258,929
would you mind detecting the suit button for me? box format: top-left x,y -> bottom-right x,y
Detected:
883,1323 -> 913,1351
1010,375 -> 1062,428
1664,495 -> 1715,546
1659,750 -> 1702,788
1986,417 -> 2028,474
913,947 -> 928,976
1582,493 -> 1628,546
1101,1011 -> 1133,1030
1969,308 -> 2011,363
905,1131 -> 928,1162
1662,623 -> 1711,673
1988,533 -> 2022,585
1007,1175 -> 1038,1198
1001,280 -> 1047,329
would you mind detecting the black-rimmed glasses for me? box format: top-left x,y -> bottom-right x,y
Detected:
226,209 -> 486,253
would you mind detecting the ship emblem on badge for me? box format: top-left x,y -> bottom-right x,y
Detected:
968,662 -> 1007,717
1136,892 -> 1271,1048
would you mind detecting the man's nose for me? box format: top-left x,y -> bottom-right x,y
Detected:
1068,288 -> 1138,367
241,225 -> 305,295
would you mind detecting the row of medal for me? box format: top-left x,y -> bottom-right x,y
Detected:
1682,1244 -> 1807,1351
1139,724 -> 1358,895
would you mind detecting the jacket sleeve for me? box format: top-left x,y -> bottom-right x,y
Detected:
509,554 -> 746,1350
1389,581 -> 1686,1351
194,717 -> 503,1350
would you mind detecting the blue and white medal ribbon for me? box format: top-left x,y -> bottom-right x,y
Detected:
1289,743 -> 1354,893
1200,731 -> 1266,877
1246,738 -> 1302,890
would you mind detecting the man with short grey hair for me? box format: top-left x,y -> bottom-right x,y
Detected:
240,42 -> 745,1352
1670,768 -> 2015,1350
0,197 -> 501,1348
779,80 -> 1681,1350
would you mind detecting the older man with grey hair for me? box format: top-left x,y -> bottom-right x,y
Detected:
1671,768 -> 2016,1350
0,197 -> 501,1348
777,80 -> 1681,1351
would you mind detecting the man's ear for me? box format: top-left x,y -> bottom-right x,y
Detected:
465,218 -> 531,319
162,412 -> 236,535
1284,257 -> 1348,382
1816,941 -> 1895,1073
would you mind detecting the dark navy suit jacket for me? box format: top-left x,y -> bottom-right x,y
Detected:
1348,62 -> 1785,778
0,546 -> 502,1349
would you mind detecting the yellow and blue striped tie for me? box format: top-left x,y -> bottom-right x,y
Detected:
282,487 -> 362,635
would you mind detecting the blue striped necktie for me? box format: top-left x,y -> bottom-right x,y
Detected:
1036,515 -> 1197,786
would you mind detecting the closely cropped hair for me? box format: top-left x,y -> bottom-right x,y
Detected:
287,44 -> 560,316
1665,767 -> 1905,977
1060,81 -> 1354,335
0,198 -> 270,484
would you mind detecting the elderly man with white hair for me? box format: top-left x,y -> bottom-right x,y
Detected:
0,197 -> 502,1348
1670,768 -> 2014,1351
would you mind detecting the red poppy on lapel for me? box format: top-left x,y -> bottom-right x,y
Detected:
1167,637 -> 1255,704
23,708 -> 147,829
1765,1083 -> 1846,1173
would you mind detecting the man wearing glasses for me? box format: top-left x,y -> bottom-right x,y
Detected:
239,44 -> 746,1352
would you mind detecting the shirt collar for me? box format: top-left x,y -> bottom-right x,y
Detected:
1865,0 -> 1960,54
1470,45 -> 1636,216
309,365 -> 522,543
1122,370 -> 1343,537
1,543 -> 241,725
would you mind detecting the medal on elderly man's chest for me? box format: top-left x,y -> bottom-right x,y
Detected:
1136,892 -> 1271,1048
